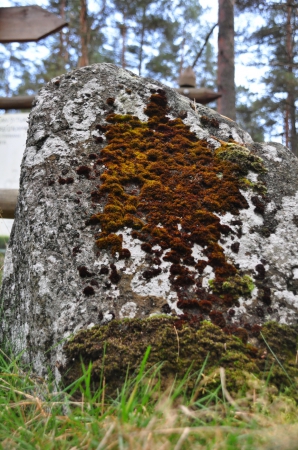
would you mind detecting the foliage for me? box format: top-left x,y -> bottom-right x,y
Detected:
236,86 -> 265,142
235,0 -> 298,153
0,236 -> 9,250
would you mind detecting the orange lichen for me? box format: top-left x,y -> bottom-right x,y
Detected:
76,165 -> 92,178
200,115 -> 219,128
197,300 -> 212,314
118,248 -> 131,259
109,264 -> 121,284
88,90 -> 261,308
209,310 -> 226,328
96,234 -> 122,255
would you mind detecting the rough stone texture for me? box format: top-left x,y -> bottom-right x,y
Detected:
1,63 -> 298,381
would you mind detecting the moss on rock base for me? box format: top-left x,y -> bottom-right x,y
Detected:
60,317 -> 298,398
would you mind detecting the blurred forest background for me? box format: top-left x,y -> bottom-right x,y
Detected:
0,0 -> 297,154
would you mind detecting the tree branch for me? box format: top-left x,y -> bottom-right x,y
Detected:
192,22 -> 218,69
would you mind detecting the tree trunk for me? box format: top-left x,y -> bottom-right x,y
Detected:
217,0 -> 236,120
286,0 -> 297,156
1,63 -> 298,389
137,8 -> 146,76
179,26 -> 186,76
285,103 -> 289,148
78,0 -> 89,67
59,0 -> 69,67
120,14 -> 127,69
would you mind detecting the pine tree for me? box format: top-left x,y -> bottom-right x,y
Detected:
145,0 -> 216,86
236,0 -> 298,155
0,43 -> 32,97
0,0 -> 217,105
236,86 -> 265,142
109,0 -> 173,73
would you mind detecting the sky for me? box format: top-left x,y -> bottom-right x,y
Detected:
0,0 -> 274,237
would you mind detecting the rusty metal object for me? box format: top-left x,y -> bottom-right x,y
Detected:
175,87 -> 221,105
179,66 -> 196,88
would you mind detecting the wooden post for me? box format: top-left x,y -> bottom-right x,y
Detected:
286,0 -> 297,156
78,0 -> 89,67
0,96 -> 35,110
0,189 -> 18,219
0,6 -> 68,43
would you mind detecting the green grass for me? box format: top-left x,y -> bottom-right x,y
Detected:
1,244 -> 298,449
0,235 -> 9,250
0,346 -> 298,449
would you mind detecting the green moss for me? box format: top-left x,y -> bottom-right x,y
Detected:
239,177 -> 267,195
209,274 -> 254,300
96,233 -> 123,254
60,317 -> 298,399
222,274 -> 255,296
215,143 -> 267,175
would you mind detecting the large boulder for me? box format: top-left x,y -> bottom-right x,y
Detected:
1,64 -> 298,388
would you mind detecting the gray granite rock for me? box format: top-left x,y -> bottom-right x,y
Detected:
1,63 -> 298,380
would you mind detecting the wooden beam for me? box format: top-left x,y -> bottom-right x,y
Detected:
0,6 -> 68,43
175,88 -> 221,105
0,96 -> 35,110
0,189 -> 18,219
0,89 -> 220,110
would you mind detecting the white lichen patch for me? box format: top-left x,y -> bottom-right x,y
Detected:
217,190 -> 264,271
265,192 -> 298,275
183,112 -> 208,140
216,186 -> 298,323
230,126 -> 253,145
191,243 -> 208,261
293,268 -> 298,280
113,229 -> 180,312
259,144 -> 283,162
202,265 -> 216,289
113,90 -> 149,122
23,137 -> 71,168
246,171 -> 259,183
63,99 -> 96,131
131,268 -> 170,298
2,247 -> 13,278
120,302 -> 138,318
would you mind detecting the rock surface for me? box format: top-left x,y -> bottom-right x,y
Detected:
1,63 -> 298,382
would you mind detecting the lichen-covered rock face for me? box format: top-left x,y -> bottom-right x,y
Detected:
1,63 -> 298,380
